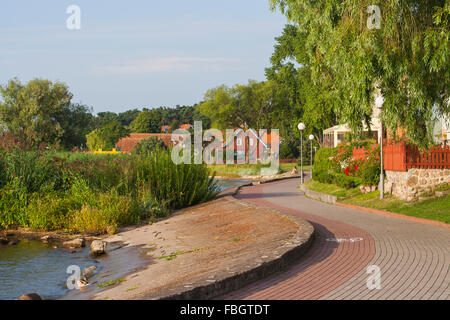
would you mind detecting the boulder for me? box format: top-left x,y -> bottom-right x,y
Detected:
90,240 -> 107,256
41,235 -> 56,243
62,238 -> 85,249
18,293 -> 42,300
0,236 -> 8,245
82,266 -> 98,279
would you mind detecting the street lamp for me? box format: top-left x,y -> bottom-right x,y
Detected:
298,123 -> 306,184
309,135 -> 314,179
375,95 -> 385,200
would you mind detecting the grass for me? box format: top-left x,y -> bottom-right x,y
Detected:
305,180 -> 361,199
158,247 -> 211,261
0,148 -> 219,233
208,162 -> 309,178
305,180 -> 450,224
96,278 -> 126,289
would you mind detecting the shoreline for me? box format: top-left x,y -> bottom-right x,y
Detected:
2,174 -> 303,300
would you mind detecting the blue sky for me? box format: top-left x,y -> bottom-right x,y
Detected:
0,1 -> 288,114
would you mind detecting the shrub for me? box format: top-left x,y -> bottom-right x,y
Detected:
135,149 -> 220,210
313,170 -> 334,184
313,147 -> 338,173
70,192 -> 144,235
132,137 -> 167,156
359,146 -> 381,186
332,173 -> 362,189
27,194 -> 78,231
0,147 -> 220,234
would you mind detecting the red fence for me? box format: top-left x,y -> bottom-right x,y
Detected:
279,158 -> 298,164
384,142 -> 450,171
352,145 -> 377,161
350,143 -> 450,171
384,143 -> 407,171
405,144 -> 450,170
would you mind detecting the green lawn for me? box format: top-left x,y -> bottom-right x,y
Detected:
209,162 -> 309,178
305,180 -> 450,224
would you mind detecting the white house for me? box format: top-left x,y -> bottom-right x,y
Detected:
323,104 -> 383,148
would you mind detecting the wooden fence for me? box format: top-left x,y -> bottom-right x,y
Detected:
384,142 -> 450,171
350,143 -> 450,171
404,144 -> 450,170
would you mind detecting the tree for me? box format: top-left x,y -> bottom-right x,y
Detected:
118,109 -> 141,126
266,24 -> 338,144
59,103 -> 96,150
0,78 -> 73,147
169,119 -> 180,133
198,80 -> 292,133
86,121 -> 129,151
132,137 -> 167,156
130,110 -> 163,133
269,0 -> 450,148
97,112 -> 119,126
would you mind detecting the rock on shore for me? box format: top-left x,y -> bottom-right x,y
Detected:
18,293 -> 42,300
62,238 -> 86,249
90,240 -> 107,256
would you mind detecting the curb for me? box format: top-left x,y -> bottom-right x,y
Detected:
299,184 -> 337,205
217,175 -> 302,199
299,183 -> 449,230
153,181 -> 315,300
335,202 -> 450,230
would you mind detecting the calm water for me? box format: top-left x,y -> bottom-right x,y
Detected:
0,240 -> 97,300
216,179 -> 252,192
0,179 -> 250,300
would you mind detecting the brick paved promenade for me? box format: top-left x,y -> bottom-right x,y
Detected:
222,178 -> 449,300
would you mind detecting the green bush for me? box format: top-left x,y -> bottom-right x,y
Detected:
313,147 -> 338,173
360,161 -> 381,186
0,148 -> 220,234
27,194 -> 78,231
132,137 -> 167,156
313,170 -> 334,184
332,173 -> 362,189
135,149 -> 220,210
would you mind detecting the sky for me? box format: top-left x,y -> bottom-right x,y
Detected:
0,1 -> 288,114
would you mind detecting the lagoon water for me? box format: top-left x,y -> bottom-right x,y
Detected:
0,179 -> 251,300
216,179 -> 252,192
0,240 -> 97,300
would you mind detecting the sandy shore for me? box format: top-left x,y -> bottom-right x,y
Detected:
63,194 -> 304,300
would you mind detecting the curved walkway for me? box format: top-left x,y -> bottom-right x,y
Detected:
222,179 -> 449,300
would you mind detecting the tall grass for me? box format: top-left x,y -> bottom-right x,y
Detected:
0,148 -> 219,234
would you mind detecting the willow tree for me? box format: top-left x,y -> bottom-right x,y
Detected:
269,0 -> 449,148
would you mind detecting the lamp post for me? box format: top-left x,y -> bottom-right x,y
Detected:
298,123 -> 306,184
309,135 -> 314,179
375,95 -> 385,200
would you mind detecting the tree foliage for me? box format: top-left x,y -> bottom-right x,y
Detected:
86,121 -> 129,151
269,0 -> 449,148
132,136 -> 167,156
198,80 -> 293,136
0,78 -> 73,147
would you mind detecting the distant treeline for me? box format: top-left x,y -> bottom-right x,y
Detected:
0,78 -> 211,152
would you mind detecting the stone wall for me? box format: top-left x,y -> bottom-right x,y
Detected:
385,168 -> 450,201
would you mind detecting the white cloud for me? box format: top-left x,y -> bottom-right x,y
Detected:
98,57 -> 243,74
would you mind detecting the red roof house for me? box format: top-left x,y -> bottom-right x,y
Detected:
116,133 -> 174,152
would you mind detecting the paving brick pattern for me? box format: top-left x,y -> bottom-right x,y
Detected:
222,179 -> 449,300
